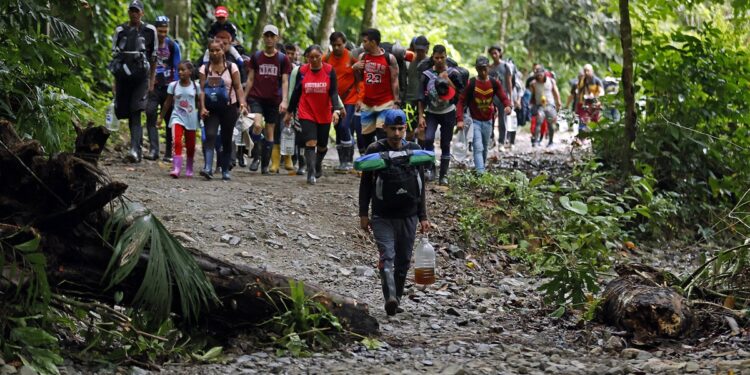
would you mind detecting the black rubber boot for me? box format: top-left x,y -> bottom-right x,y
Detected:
249,142 -> 261,171
296,148 -> 306,176
315,149 -> 327,179
144,126 -> 159,160
125,114 -> 143,163
334,146 -> 346,174
237,145 -> 246,168
547,123 -> 555,146
438,158 -> 450,186
261,141 -> 272,174
394,270 -> 407,314
305,147 -> 316,185
163,125 -> 173,162
380,268 -> 399,316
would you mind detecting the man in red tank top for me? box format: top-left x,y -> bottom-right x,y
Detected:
352,28 -> 400,149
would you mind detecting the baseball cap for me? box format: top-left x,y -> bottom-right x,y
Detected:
435,78 -> 456,102
215,6 -> 229,18
413,35 -> 429,51
128,0 -> 144,11
475,56 -> 490,67
154,15 -> 169,27
384,109 -> 407,126
262,25 -> 279,36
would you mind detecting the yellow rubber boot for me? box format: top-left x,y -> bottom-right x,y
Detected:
283,155 -> 294,171
269,144 -> 281,173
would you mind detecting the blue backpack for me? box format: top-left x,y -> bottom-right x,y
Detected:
204,62 -> 234,111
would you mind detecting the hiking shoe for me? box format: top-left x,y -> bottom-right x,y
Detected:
200,170 -> 213,180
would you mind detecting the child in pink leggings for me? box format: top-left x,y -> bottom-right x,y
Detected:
158,61 -> 202,178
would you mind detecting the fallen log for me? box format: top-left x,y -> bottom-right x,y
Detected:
599,264 -> 693,344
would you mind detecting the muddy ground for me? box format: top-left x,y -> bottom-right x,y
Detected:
67,127 -> 749,375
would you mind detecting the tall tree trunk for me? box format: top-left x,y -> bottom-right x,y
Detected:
252,0 -> 276,52
361,0 -> 377,38
164,0 -> 191,57
316,0 -> 339,51
499,0 -> 509,46
619,0 -> 636,171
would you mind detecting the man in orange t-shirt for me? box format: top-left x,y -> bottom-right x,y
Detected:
325,31 -> 361,172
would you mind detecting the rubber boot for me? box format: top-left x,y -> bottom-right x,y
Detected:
144,126 -> 159,160
334,145 -> 346,174
296,149 -> 306,176
425,163 -> 435,182
438,158 -> 450,186
200,149 -> 214,180
261,141 -> 272,174
283,155 -> 294,171
315,149 -> 327,179
170,156 -> 182,178
547,124 -> 555,147
343,145 -> 354,171
237,145 -> 246,168
269,144 -> 281,173
380,268 -> 399,316
185,156 -> 194,178
394,270 -> 407,314
249,142 -> 261,171
125,118 -> 142,163
162,127 -> 173,162
305,147 -> 316,185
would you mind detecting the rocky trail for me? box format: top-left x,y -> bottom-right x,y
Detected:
56,128 -> 750,375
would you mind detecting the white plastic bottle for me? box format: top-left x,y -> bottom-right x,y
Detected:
105,102 -> 118,131
414,237 -> 436,285
280,126 -> 295,156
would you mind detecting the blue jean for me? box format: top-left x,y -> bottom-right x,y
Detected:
472,119 -> 493,173
335,104 -> 356,146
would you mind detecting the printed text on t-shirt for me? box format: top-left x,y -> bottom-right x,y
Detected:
259,64 -> 279,76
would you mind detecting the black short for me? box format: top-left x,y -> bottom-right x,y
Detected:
300,119 -> 330,147
248,98 -> 278,125
115,77 -> 148,118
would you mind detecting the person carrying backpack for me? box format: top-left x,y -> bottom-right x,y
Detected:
357,109 -> 431,316
487,46 -> 514,152
457,56 -> 512,174
145,15 -> 181,162
325,31 -> 361,173
109,0 -> 158,163
198,40 -> 247,180
417,45 -> 464,185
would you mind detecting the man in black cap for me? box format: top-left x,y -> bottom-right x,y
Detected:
405,36 -> 429,141
110,0 -> 158,163
359,109 -> 431,316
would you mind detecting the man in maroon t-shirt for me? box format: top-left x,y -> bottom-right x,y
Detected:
457,56 -> 511,174
246,24 -> 292,174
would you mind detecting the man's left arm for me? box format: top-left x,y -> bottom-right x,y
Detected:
389,55 -> 400,106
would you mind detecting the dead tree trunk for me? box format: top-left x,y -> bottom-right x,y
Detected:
619,0 -> 637,171
316,0 -> 339,51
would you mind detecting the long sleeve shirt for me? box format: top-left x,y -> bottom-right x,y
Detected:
457,77 -> 511,122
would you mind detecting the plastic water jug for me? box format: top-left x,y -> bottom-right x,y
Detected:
280,126 -> 295,156
105,102 -> 118,131
414,237 -> 436,285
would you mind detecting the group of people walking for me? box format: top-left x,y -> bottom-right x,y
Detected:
108,1 -> 604,315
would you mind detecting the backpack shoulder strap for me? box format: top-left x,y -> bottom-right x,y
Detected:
277,51 -> 286,74
465,77 -> 476,106
491,78 -> 501,96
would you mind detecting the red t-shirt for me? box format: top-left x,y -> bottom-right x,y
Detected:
249,51 -> 292,104
361,53 -> 393,107
457,78 -> 510,121
296,63 -> 338,124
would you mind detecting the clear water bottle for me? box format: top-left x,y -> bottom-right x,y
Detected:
105,102 -> 118,131
414,237 -> 436,285
280,126 -> 295,156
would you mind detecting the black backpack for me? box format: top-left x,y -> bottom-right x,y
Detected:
374,147 -> 422,211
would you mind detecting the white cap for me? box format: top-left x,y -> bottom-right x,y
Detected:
262,25 -> 279,36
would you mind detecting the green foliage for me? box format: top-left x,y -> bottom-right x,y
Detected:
451,160 -> 680,307
103,202 -> 220,325
262,280 -> 343,357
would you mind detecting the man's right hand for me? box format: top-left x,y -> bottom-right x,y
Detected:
456,121 -> 464,130
353,61 -> 365,71
359,216 -> 370,231
418,116 -> 426,129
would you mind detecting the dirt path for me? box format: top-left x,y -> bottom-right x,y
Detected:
96,128 -> 747,375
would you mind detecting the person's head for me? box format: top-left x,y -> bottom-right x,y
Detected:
127,0 -> 144,24
532,63 -> 542,72
488,46 -> 502,62
583,63 -> 594,78
214,30 -> 232,52
475,56 -> 490,79
154,16 -> 169,42
383,109 -> 407,147
208,40 -> 225,63
305,45 -> 324,69
285,43 -> 298,63
431,44 -> 447,70
534,67 -> 546,82
360,28 -> 381,53
412,35 -> 429,60
177,60 -> 194,81
215,6 -> 229,24
262,25 -> 280,50
329,31 -> 347,57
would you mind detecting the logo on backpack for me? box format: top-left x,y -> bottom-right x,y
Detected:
374,150 -> 422,210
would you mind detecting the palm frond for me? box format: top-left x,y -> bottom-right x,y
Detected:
103,202 -> 219,324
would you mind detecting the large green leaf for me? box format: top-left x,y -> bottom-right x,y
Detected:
560,196 -> 589,215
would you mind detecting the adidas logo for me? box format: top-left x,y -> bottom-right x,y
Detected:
396,188 -> 408,195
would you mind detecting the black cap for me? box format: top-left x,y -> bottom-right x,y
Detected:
129,0 -> 144,11
475,56 -> 490,67
488,45 -> 502,54
413,35 -> 429,50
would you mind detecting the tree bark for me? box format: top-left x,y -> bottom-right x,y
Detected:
164,0 -> 192,57
499,0 -> 509,47
316,0 -> 339,51
252,0 -> 277,53
361,0 -> 378,37
619,0 -> 637,171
